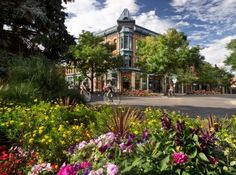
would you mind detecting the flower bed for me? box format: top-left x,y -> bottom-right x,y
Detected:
0,103 -> 236,174
121,90 -> 159,96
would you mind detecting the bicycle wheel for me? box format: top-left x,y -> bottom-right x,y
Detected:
82,90 -> 91,102
103,92 -> 112,105
111,93 -> 121,105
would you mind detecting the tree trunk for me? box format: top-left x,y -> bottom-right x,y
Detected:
91,66 -> 94,93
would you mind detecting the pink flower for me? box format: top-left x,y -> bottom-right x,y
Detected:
0,151 -> 8,160
58,165 -> 77,175
209,156 -> 218,165
79,161 -> 91,169
172,152 -> 188,164
107,163 -> 119,175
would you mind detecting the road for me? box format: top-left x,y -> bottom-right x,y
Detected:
89,94 -> 236,118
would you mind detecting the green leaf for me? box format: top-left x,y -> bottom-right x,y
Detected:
160,155 -> 170,171
189,148 -> 198,159
199,152 -> 209,162
182,171 -> 190,175
132,157 -> 143,167
193,134 -> 199,142
230,161 -> 236,166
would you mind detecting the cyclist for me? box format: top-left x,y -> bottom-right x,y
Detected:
80,78 -> 88,93
105,80 -> 113,97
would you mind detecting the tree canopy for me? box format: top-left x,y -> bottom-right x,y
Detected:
136,28 -> 203,76
0,0 -> 75,59
69,31 -> 122,92
224,39 -> 236,70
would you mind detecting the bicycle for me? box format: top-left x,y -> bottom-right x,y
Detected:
80,79 -> 91,102
103,88 -> 121,105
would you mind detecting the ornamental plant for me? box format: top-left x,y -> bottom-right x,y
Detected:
0,101 -> 96,163
0,146 -> 38,175
64,113 -> 234,175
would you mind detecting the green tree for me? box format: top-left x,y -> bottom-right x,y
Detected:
137,28 -> 189,75
0,0 -> 74,59
224,39 -> 236,70
69,31 -> 121,93
136,28 -> 203,93
197,63 -> 233,92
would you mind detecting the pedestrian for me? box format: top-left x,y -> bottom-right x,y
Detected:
169,81 -> 174,96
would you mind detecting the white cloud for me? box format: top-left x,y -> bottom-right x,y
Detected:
135,11 -> 172,34
188,31 -> 209,41
200,35 -> 236,66
171,0 -> 187,7
170,0 -> 236,23
176,21 -> 189,27
63,0 -> 172,37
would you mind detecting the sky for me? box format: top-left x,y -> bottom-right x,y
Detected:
63,0 -> 236,68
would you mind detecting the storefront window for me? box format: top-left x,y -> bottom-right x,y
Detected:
142,74 -> 147,90
135,73 -> 140,90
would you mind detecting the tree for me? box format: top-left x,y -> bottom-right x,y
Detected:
224,39 -> 236,70
136,28 -> 203,93
69,31 -> 121,93
0,0 -> 74,59
197,63 -> 233,92
137,28 -> 189,75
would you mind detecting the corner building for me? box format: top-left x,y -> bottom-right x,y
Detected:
95,9 -> 161,92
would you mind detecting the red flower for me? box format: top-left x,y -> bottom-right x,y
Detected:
172,152 -> 188,164
209,156 -> 218,165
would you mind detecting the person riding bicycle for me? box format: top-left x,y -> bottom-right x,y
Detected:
80,78 -> 88,93
104,80 -> 113,97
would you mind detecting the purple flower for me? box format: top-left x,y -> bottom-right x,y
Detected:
107,163 -> 119,175
126,133 -> 136,146
77,141 -> 87,150
88,168 -> 103,175
161,115 -> 172,131
175,120 -> 185,134
58,164 -> 77,175
99,144 -> 108,153
79,161 -> 91,169
172,152 -> 188,164
119,143 -> 126,151
105,132 -> 116,146
142,130 -> 149,140
199,132 -> 217,150
175,139 -> 183,146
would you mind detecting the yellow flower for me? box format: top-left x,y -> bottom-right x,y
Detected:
60,140 -> 65,145
58,125 -> 64,131
29,138 -> 34,144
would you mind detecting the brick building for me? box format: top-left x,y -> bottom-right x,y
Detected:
94,8 -> 161,92
65,9 -> 161,92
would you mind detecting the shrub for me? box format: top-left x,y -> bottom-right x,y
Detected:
0,55 -> 72,103
0,101 -> 96,163
61,111 -> 236,175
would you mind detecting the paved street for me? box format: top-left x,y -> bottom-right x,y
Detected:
89,94 -> 236,118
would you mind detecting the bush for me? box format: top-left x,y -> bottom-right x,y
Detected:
0,101 -> 96,163
0,55 -> 78,103
58,109 -> 236,175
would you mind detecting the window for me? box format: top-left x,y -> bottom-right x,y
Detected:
120,37 -> 124,49
124,56 -> 131,67
124,36 -> 129,49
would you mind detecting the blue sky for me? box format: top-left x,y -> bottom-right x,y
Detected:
64,0 -> 236,67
